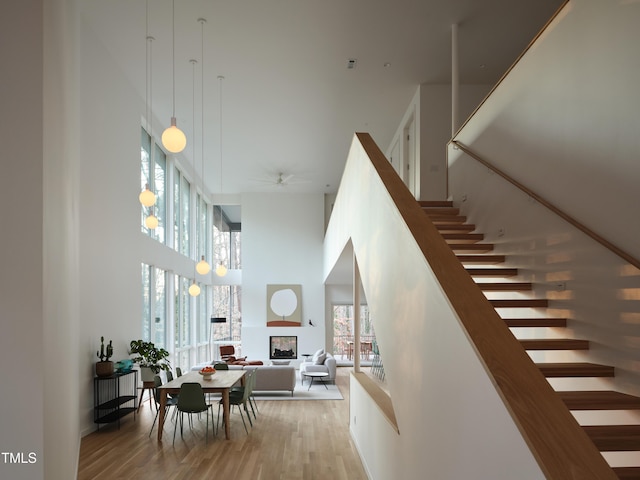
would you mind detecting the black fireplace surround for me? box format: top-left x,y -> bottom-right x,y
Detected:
269,335 -> 297,360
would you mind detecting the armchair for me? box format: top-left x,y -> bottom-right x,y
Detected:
219,345 -> 246,364
300,349 -> 336,382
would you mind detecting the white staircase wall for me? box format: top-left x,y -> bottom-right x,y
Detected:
324,137 -> 544,480
449,0 -> 640,398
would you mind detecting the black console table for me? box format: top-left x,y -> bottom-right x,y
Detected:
93,370 -> 138,429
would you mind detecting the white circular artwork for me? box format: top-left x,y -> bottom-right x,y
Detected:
270,288 -> 298,318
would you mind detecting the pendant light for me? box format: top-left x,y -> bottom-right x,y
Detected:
195,18 -> 211,277
188,281 -> 201,297
161,0 -> 187,153
215,75 -> 228,277
139,183 -> 156,207
140,1 -> 157,209
188,57 -> 201,297
145,209 -> 159,229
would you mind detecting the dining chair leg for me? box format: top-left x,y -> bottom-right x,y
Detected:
172,411 -> 180,445
244,402 -> 253,427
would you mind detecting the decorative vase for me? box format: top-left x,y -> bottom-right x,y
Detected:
95,361 -> 114,377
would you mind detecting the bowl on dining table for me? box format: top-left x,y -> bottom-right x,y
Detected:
199,367 -> 216,379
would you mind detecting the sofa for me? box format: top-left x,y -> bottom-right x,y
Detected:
191,363 -> 296,395
299,349 -> 336,383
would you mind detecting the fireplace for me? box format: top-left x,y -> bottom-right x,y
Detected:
270,336 -> 297,360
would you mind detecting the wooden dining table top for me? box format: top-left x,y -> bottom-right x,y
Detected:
158,369 -> 245,392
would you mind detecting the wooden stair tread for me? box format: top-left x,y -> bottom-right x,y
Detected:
558,391 -> 640,410
582,424 -> 640,451
490,299 -> 549,308
466,268 -> 518,277
449,243 -> 494,252
436,224 -> 476,233
428,215 -> 467,224
504,318 -> 567,327
418,200 -> 452,207
520,339 -> 589,350
441,233 -> 484,243
422,207 -> 460,216
612,466 -> 640,479
479,282 -> 532,291
536,363 -> 615,378
457,255 -> 505,264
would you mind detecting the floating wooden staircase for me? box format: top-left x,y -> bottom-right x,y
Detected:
421,200 -> 640,479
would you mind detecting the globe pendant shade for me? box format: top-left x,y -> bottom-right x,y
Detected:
196,256 -> 211,275
215,263 -> 228,277
188,282 -> 201,296
145,214 -> 158,229
139,185 -> 156,207
162,117 -> 187,153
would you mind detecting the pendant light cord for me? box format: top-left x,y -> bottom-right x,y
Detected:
171,0 -> 176,117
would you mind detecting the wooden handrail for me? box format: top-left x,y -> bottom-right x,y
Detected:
451,140 -> 640,271
356,132 -> 617,479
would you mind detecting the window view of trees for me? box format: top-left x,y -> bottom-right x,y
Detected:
332,305 -> 375,358
140,128 -> 166,242
140,128 -> 242,371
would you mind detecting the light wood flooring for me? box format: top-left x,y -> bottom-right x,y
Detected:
78,367 -> 367,480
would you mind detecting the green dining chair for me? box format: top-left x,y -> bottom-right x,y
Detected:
232,368 -> 258,420
148,375 -> 177,438
173,383 -> 214,444
218,370 -> 253,434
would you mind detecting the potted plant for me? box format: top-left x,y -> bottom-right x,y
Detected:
129,340 -> 171,382
95,336 -> 114,377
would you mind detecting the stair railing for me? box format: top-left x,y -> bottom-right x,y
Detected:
342,132 -> 618,480
450,140 -> 640,271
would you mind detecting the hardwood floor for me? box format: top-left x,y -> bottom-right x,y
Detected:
78,367 -> 367,480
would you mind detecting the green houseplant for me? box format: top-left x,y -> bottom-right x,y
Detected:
129,340 -> 171,382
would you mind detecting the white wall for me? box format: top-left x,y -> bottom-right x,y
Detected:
452,0 -> 640,262
241,193 -> 326,363
448,0 -> 640,401
386,84 -> 491,201
1,2 -> 46,479
325,137 -> 545,480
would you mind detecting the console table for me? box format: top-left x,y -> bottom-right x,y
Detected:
93,370 -> 137,429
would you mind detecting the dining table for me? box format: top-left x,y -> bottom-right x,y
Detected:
156,369 -> 246,441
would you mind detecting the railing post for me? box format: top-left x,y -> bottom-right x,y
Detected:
353,253 -> 361,373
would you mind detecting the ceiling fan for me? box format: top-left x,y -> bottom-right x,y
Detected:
253,171 -> 310,189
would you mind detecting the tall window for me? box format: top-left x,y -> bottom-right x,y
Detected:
172,168 -> 191,256
195,194 -> 210,264
181,175 -> 190,256
140,128 -> 166,242
196,285 -> 210,363
332,305 -> 374,358
212,285 -> 242,342
140,130 -> 152,232
153,143 -> 167,243
141,264 -> 167,348
174,275 -> 192,370
142,263 -> 151,340
153,267 -> 167,348
214,206 -> 242,269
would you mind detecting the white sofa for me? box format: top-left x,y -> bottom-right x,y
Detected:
299,350 -> 336,382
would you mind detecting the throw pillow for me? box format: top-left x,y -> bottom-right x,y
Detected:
314,352 -> 327,365
312,348 -> 324,363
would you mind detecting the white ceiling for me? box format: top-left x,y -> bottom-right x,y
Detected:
79,0 -> 564,197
